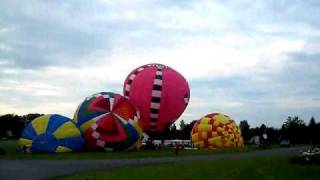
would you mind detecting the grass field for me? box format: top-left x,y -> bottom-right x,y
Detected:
58,156 -> 320,180
0,140 -> 255,159
2,140 -> 318,180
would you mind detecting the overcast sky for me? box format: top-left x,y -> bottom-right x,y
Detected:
1,0 -> 319,128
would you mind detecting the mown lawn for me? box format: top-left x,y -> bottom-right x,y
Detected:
0,140 -> 253,159
59,156 -> 320,180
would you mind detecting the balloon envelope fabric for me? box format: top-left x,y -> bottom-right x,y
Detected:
73,92 -> 143,151
123,63 -> 190,133
18,114 -> 84,153
191,113 -> 244,149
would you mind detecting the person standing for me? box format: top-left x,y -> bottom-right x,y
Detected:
174,143 -> 180,155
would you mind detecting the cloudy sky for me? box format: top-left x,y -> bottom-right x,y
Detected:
1,0 -> 319,128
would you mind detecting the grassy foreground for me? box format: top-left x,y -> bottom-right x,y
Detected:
0,140 -> 253,159
59,156 -> 320,180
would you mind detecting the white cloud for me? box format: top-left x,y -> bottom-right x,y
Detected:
0,81 -> 64,97
97,0 -> 147,4
1,68 -> 19,75
0,101 -> 76,117
0,59 -> 12,66
155,2 -> 228,31
0,0 -> 319,127
103,34 -> 305,81
276,98 -> 320,109
190,97 -> 244,109
0,27 -> 13,35
0,27 -> 305,120
0,43 -> 13,52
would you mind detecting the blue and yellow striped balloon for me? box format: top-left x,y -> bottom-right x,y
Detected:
18,114 -> 84,153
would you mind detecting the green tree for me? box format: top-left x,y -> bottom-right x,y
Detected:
179,120 -> 186,130
170,123 -> 177,131
239,120 -> 250,143
281,116 -> 306,145
266,127 -> 280,144
308,117 -> 318,145
0,114 -> 25,138
260,124 -> 267,134
180,120 -> 197,140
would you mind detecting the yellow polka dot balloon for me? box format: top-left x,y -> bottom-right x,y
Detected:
191,113 -> 244,149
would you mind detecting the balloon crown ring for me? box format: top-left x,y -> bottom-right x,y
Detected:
147,64 -> 167,69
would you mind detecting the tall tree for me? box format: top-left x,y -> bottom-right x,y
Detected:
266,127 -> 280,144
22,113 -> 43,123
239,120 -> 250,142
179,120 -> 186,130
0,114 -> 25,138
308,116 -> 318,145
180,120 -> 197,140
170,123 -> 177,131
309,117 -> 316,125
260,124 -> 267,134
281,116 -> 306,145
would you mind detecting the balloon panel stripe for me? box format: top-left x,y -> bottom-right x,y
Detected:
151,97 -> 161,103
150,113 -> 159,118
124,66 -> 146,97
150,118 -> 157,122
184,93 -> 190,105
149,68 -> 163,130
152,84 -> 162,91
150,108 -> 159,114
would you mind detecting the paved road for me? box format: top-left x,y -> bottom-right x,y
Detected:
0,147 -> 305,180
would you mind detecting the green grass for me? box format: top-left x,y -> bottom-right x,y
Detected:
0,140 -> 259,160
59,156 -> 320,180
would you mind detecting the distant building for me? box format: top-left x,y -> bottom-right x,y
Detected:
251,136 -> 261,145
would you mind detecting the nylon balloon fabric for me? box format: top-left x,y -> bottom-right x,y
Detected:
123,63 -> 190,133
191,113 -> 244,149
18,114 -> 84,153
73,92 -> 143,151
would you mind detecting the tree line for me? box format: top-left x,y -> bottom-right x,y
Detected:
239,116 -> 320,145
154,116 -> 320,146
0,113 -> 319,146
0,114 -> 43,139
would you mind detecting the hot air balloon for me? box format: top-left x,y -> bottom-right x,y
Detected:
73,92 -> 143,151
123,63 -> 190,133
191,113 -> 243,149
18,114 -> 84,153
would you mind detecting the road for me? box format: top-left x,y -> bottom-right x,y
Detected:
0,147 -> 305,180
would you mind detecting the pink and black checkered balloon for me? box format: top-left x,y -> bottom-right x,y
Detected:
123,63 -> 190,133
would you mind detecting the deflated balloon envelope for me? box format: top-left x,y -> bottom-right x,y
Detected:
18,114 -> 84,153
73,92 -> 143,151
123,63 -> 190,133
191,113 -> 244,149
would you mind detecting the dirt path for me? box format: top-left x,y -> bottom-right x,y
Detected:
0,147 -> 305,180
